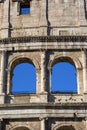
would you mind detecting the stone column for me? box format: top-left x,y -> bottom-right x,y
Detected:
49,68 -> 52,93
7,70 -> 10,94
39,0 -> 47,35
0,51 -> 6,104
41,118 -> 45,130
40,0 -> 47,27
1,0 -> 10,38
41,51 -> 46,93
0,51 -> 6,94
82,50 -> 87,93
79,0 -> 86,25
47,64 -> 52,93
40,51 -> 48,103
40,117 -> 48,130
82,50 -> 87,102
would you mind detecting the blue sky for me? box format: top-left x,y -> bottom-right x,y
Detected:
51,62 -> 77,93
12,62 -> 77,94
12,63 -> 36,94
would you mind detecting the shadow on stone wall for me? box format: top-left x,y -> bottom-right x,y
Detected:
84,0 -> 87,19
46,0 -> 51,36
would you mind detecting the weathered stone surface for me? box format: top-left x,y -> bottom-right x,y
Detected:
0,0 -> 87,130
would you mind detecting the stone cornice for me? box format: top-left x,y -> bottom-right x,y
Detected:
0,103 -> 87,109
0,36 -> 87,44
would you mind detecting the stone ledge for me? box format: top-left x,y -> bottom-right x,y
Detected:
0,36 -> 87,44
0,102 -> 87,109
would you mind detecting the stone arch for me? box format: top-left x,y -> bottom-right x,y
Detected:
48,54 -> 82,70
8,55 -> 40,71
9,124 -> 35,130
48,54 -> 83,94
52,123 -> 82,130
7,55 -> 40,94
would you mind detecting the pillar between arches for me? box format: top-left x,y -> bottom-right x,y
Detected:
40,51 -> 48,103
0,51 -> 6,104
83,49 -> 87,102
39,117 -> 48,130
41,51 -> 47,93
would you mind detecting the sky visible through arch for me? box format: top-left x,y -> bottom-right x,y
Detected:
51,62 -> 77,93
12,62 -> 77,94
12,63 -> 36,94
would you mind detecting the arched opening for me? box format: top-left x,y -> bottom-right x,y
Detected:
12,62 -> 36,94
13,126 -> 29,130
56,125 -> 75,130
51,62 -> 77,94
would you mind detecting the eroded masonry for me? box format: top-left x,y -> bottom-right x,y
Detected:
0,0 -> 87,130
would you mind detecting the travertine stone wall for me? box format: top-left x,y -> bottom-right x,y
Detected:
0,50 -> 84,104
48,0 -> 79,26
1,0 -> 87,37
5,119 -> 40,130
0,0 -> 87,130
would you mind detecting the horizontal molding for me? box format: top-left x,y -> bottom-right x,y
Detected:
0,102 -> 87,109
0,36 -> 87,44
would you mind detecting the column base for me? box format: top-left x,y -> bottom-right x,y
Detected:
83,93 -> 87,102
40,92 -> 48,103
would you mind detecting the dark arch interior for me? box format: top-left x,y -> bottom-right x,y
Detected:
52,57 -> 76,68
13,127 -> 29,130
57,126 -> 75,130
51,62 -> 77,94
12,62 -> 36,94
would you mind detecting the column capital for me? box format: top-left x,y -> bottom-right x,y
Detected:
39,116 -> 48,121
41,50 -> 47,55
0,50 -> 6,55
84,117 -> 87,121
